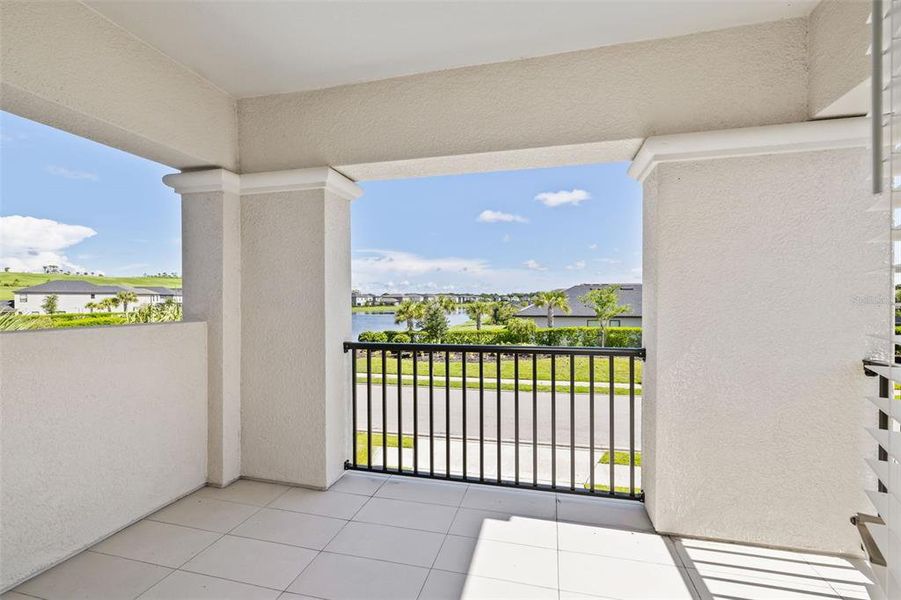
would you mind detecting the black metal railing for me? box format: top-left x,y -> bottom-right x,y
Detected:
343,341 -> 645,500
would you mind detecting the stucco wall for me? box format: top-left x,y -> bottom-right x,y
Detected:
238,18 -> 809,177
0,1 -> 237,171
807,0 -> 870,118
241,189 -> 351,488
642,148 -> 881,554
0,323 -> 208,591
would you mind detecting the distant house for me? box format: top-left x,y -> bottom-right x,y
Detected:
515,283 -> 642,328
13,280 -> 168,314
351,291 -> 375,306
141,286 -> 183,304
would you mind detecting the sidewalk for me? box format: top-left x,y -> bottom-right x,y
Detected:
362,435 -> 642,492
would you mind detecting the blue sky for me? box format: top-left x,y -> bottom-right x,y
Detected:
1,111 -> 642,290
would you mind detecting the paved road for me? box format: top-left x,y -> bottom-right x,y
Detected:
353,382 -> 641,451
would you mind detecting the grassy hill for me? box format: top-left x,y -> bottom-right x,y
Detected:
0,272 -> 182,302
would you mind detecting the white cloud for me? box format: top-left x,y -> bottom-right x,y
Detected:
477,210 -> 528,223
0,215 -> 97,272
594,257 -> 622,264
535,188 -> 590,207
45,165 -> 99,181
523,259 -> 547,271
588,243 -> 598,250
565,260 -> 586,271
353,249 -> 489,279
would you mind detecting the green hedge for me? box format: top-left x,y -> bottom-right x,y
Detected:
47,315 -> 127,328
358,326 -> 642,347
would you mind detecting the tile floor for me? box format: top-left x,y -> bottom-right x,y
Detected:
4,473 -> 878,600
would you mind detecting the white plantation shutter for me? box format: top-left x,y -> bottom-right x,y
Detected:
865,2 -> 901,596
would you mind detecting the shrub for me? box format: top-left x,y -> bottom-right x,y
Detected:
358,330 -> 388,342
392,333 -> 411,343
503,318 -> 537,344
49,315 -> 126,328
534,326 -> 641,347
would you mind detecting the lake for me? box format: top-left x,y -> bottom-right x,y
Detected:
352,310 -> 469,340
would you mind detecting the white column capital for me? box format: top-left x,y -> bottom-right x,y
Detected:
163,167 -> 363,201
628,116 -> 869,182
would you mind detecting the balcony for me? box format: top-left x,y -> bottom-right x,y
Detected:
4,474 -> 876,600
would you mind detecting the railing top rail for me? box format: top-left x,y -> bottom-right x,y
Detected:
343,340 -> 646,358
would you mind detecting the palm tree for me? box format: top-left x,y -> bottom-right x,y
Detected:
116,291 -> 138,313
99,297 -> 120,313
437,295 -> 457,315
533,290 -> 570,328
464,300 -> 491,331
84,301 -> 98,313
394,299 -> 425,331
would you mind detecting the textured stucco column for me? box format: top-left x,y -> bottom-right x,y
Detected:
240,168 -> 361,489
163,169 -> 242,487
630,117 -> 884,554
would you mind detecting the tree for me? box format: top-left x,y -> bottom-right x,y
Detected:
488,301 -> 516,326
437,295 -> 457,315
420,301 -> 449,342
579,285 -> 629,346
41,294 -> 59,315
116,291 -> 138,313
505,318 -> 537,344
84,301 -> 98,313
465,300 -> 491,330
533,290 -> 570,328
394,299 -> 425,331
99,297 -> 120,313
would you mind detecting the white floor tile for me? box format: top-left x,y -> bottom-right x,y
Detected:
197,481 -> 290,507
15,551 -> 171,600
558,551 -> 696,599
375,477 -> 468,506
287,552 -> 428,600
181,535 -> 317,591
138,571 -> 280,599
92,520 -> 220,568
148,495 -> 259,533
804,556 -> 877,590
419,570 -> 558,600
558,521 -> 680,566
354,496 -> 458,533
461,486 -> 556,519
328,472 -> 390,496
673,538 -> 831,589
325,521 -> 445,568
687,567 -> 845,600
277,594 -> 321,600
0,593 -> 38,600
449,508 -> 557,549
454,538 -> 558,589
433,535 -> 480,574
556,494 -> 653,531
270,488 -> 367,520
231,508 -> 346,550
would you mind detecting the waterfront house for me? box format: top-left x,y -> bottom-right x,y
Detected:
516,283 -> 643,328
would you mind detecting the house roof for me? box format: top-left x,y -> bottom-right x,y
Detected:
15,280 -> 158,296
516,283 -> 642,319
141,286 -> 182,296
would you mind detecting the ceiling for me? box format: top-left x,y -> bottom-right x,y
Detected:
87,1 -> 817,98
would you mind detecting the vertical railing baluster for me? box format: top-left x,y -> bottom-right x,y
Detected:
367,350 -> 372,470
446,351 -> 451,478
570,355 -> 576,491
532,352 -> 538,487
589,355 -> 595,493
413,350 -> 419,474
352,349 -> 358,468
429,351 -> 434,477
382,350 -> 387,472
608,355 -> 615,496
551,354 -> 556,489
496,351 -> 502,483
479,351 -> 485,482
514,352 -> 520,486
397,349 -> 402,473
629,356 -> 636,497
462,352 -> 468,480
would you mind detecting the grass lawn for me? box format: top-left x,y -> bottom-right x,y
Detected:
354,431 -> 414,465
356,354 -> 642,385
356,374 -> 638,396
0,272 -> 181,301
599,451 -> 642,467
352,305 -> 398,313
